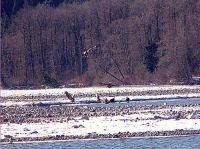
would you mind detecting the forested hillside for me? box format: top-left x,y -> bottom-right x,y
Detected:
1,0 -> 200,88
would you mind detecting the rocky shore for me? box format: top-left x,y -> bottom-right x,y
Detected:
1,104 -> 200,124
1,130 -> 200,143
1,103 -> 200,143
1,86 -> 200,144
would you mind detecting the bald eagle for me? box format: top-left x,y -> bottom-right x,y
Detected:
96,94 -> 101,103
65,91 -> 75,103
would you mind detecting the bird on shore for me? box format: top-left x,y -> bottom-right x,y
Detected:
104,98 -> 109,104
96,94 -> 115,104
126,97 -> 130,102
109,97 -> 115,103
65,91 -> 75,103
96,94 -> 101,103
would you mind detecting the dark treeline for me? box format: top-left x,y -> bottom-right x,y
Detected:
1,0 -> 87,32
1,0 -> 200,88
1,0 -> 87,16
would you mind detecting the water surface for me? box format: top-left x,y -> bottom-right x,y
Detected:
86,98 -> 200,108
1,135 -> 200,149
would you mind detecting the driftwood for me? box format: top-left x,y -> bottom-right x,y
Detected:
110,57 -> 125,79
83,45 -> 130,86
99,65 -> 130,85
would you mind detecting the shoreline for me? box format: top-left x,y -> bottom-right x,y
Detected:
1,130 -> 200,144
1,104 -> 200,124
1,85 -> 200,107
1,134 -> 200,145
1,85 -> 200,101
1,94 -> 200,107
1,86 -> 200,145
1,104 -> 200,143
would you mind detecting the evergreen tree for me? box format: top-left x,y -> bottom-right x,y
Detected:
144,42 -> 159,73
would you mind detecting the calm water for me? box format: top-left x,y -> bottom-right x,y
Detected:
86,98 -> 200,108
1,135 -> 200,149
38,98 -> 200,108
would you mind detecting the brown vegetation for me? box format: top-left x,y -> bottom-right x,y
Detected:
1,0 -> 200,88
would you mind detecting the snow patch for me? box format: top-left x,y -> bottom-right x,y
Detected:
1,113 -> 200,139
1,85 -> 200,98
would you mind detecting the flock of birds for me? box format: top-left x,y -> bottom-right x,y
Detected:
64,91 -> 169,106
65,91 -> 130,104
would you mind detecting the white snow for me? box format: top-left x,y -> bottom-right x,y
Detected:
1,112 -> 200,139
1,85 -> 200,98
1,85 -> 200,107
1,93 -> 200,106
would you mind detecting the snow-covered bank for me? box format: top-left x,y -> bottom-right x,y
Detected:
1,93 -> 200,106
1,85 -> 200,98
1,103 -> 200,143
1,85 -> 200,107
1,113 -> 200,139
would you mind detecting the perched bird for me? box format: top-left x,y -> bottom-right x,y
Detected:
109,97 -> 115,103
65,91 -> 75,103
126,97 -> 130,102
96,94 -> 101,103
107,83 -> 113,88
104,98 -> 109,104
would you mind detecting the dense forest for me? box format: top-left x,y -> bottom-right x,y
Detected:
1,0 -> 200,88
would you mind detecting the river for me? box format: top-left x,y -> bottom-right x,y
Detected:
1,135 -> 200,149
